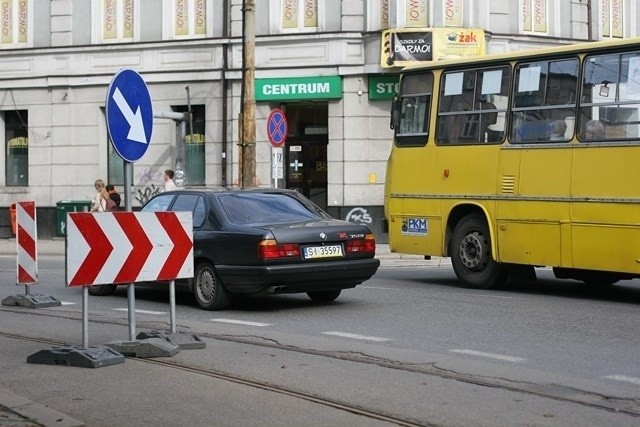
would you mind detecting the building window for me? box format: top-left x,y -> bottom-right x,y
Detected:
521,0 -> 547,34
5,110 -> 28,186
281,0 -> 318,31
163,0 -> 207,39
98,0 -> 135,42
173,105 -> 205,186
601,0 -> 623,39
107,141 -> 124,187
0,0 -> 29,47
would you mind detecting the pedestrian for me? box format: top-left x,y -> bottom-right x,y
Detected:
90,179 -> 109,212
164,169 -> 178,191
106,184 -> 121,210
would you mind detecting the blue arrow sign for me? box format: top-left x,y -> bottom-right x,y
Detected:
106,69 -> 153,162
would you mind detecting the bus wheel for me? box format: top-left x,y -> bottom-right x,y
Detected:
450,214 -> 507,289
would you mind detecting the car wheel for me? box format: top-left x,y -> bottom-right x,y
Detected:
450,214 -> 507,290
88,285 -> 117,296
307,289 -> 341,303
193,261 -> 231,310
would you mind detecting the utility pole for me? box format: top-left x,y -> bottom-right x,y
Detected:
241,0 -> 256,187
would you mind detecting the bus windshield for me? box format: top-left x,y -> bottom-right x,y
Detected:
395,73 -> 432,146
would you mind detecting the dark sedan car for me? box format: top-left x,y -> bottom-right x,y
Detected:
91,188 -> 380,310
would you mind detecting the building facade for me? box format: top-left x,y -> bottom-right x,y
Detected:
0,0 -> 636,239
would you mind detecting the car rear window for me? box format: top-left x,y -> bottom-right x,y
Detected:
219,193 -> 320,225
141,194 -> 174,212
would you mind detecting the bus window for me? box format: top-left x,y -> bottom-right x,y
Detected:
395,72 -> 433,146
437,66 -> 510,144
511,58 -> 579,143
580,52 -> 640,141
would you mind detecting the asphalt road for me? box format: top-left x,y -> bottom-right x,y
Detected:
1,254 -> 640,426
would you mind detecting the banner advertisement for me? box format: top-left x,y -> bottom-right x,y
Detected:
444,0 -> 463,27
381,28 -> 485,68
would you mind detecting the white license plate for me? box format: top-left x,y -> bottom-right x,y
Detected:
303,244 -> 343,259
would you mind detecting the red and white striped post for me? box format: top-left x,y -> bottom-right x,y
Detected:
1,201 -> 61,308
16,201 -> 38,285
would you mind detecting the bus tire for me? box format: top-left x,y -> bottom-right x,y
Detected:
450,214 -> 507,290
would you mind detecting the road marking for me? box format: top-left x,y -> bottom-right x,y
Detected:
446,292 -> 522,300
604,375 -> 640,386
450,349 -> 526,363
60,301 -> 76,305
359,286 -> 399,290
210,319 -> 271,327
322,331 -> 391,342
113,308 -> 166,315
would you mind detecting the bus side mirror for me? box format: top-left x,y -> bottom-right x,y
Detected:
390,98 -> 401,130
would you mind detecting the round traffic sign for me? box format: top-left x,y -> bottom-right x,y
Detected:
267,108 -> 288,147
105,69 -> 154,162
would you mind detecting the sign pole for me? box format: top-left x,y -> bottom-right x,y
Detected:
124,161 -> 137,341
169,280 -> 176,334
82,287 -> 89,349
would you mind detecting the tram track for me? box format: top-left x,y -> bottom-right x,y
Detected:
1,307 -> 640,422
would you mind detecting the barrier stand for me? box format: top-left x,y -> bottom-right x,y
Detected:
2,201 -> 61,309
106,283 -> 180,358
137,279 -> 206,350
26,287 -> 125,368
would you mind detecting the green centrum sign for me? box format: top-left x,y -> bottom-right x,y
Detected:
256,76 -> 343,101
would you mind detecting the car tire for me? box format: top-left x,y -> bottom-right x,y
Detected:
193,261 -> 231,310
450,213 -> 507,290
307,289 -> 341,303
88,285 -> 117,296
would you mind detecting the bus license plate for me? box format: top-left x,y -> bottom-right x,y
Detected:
303,245 -> 343,259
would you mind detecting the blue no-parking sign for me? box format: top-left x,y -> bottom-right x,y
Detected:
105,69 -> 154,162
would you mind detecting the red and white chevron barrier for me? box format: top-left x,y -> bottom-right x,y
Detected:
16,201 -> 38,284
66,211 -> 193,287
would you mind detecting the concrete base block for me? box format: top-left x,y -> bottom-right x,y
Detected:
26,345 -> 125,368
106,337 -> 180,358
2,294 -> 62,308
137,330 -> 206,350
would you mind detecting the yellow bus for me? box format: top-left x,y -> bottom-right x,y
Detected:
383,37 -> 640,289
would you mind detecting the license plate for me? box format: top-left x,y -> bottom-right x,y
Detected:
303,244 -> 343,259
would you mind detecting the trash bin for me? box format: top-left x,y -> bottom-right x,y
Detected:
9,203 -> 16,235
56,201 -> 92,236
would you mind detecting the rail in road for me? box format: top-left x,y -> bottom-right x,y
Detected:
1,306 -> 639,426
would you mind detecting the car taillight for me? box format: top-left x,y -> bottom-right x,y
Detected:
345,233 -> 376,254
257,239 -> 301,259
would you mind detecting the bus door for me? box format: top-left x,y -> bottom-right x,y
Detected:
285,136 -> 328,211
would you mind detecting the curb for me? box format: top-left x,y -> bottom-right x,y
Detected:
0,388 -> 84,427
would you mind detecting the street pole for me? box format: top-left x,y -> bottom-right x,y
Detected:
241,0 -> 256,187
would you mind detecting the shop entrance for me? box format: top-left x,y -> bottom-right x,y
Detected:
283,103 -> 328,210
